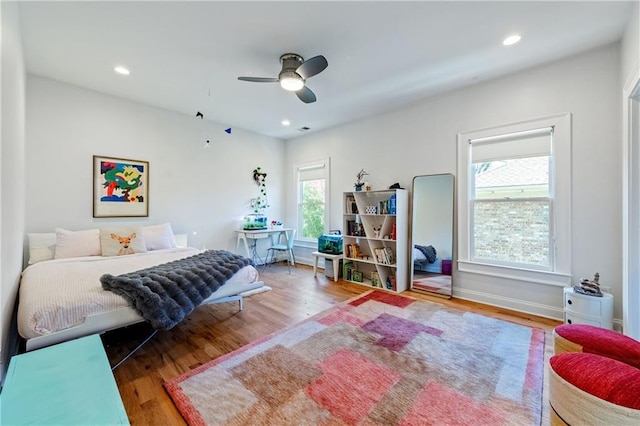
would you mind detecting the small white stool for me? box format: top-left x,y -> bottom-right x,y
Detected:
311,251 -> 342,282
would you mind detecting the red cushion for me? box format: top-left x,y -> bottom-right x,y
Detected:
555,324 -> 640,368
550,352 -> 640,409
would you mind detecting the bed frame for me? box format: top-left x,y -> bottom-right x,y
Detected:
25,281 -> 263,352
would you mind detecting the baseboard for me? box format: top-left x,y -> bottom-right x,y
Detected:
452,286 -> 564,321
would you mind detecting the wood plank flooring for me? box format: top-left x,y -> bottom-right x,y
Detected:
102,263 -> 561,425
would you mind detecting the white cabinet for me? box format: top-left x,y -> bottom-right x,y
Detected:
563,287 -> 613,329
342,189 -> 408,292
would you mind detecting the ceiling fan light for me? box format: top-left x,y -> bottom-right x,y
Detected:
279,72 -> 304,91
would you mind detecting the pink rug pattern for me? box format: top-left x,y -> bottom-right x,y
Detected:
165,290 -> 545,425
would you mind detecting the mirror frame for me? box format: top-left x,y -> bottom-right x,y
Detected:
409,173 -> 455,298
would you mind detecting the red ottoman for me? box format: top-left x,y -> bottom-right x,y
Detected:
549,324 -> 640,425
553,324 -> 640,368
549,353 -> 640,425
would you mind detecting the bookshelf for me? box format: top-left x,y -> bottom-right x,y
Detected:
343,189 -> 408,292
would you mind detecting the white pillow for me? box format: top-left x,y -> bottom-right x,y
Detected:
54,228 -> 102,259
100,226 -> 147,256
142,223 -> 177,250
174,233 -> 188,248
27,233 -> 57,264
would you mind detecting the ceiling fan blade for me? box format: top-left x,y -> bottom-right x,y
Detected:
237,77 -> 279,83
296,55 -> 328,80
296,86 -> 317,103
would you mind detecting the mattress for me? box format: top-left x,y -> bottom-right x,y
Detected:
413,255 -> 443,274
18,248 -> 260,340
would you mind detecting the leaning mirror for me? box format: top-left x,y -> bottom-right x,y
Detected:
410,174 -> 454,298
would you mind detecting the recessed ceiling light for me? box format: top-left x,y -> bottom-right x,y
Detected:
282,120 -> 291,126
503,34 -> 521,46
114,66 -> 130,75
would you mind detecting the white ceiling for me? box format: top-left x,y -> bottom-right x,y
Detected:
17,1 -> 635,139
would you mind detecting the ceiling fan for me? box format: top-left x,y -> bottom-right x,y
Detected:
238,53 -> 328,104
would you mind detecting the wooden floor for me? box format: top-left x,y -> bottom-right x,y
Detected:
102,263 -> 562,425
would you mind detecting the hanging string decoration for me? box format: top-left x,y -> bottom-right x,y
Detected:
251,166 -> 269,213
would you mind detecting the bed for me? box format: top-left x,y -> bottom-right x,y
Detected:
412,245 -> 451,275
18,226 -> 264,351
414,256 -> 444,273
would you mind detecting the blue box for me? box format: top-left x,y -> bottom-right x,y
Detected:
318,234 -> 343,254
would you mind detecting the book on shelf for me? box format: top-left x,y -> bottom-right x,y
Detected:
383,247 -> 395,265
346,221 -> 364,236
345,195 -> 356,214
346,243 -> 361,258
371,271 -> 382,288
343,261 -> 354,281
373,248 -> 383,264
372,247 -> 395,265
385,273 -> 396,291
347,220 -> 356,236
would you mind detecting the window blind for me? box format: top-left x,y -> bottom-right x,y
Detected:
298,163 -> 325,181
470,127 -> 553,163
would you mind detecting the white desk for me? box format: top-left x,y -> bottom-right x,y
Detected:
235,228 -> 294,265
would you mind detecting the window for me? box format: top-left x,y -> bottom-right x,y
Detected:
471,128 -> 552,270
296,159 -> 330,241
457,114 -> 571,285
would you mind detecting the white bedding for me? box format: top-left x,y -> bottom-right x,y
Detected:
18,248 -> 260,342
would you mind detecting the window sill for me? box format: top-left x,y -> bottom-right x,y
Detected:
294,239 -> 317,250
457,260 -> 572,287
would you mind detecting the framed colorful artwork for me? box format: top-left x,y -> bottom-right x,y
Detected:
93,155 -> 149,217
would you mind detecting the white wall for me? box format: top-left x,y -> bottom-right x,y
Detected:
621,3 -> 640,338
25,76 -> 285,259
285,43 -> 622,322
621,3 -> 639,87
1,1 -> 27,384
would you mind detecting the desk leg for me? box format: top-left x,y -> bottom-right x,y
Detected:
313,256 -> 319,277
333,259 -> 339,282
237,234 -> 250,258
248,239 -> 265,266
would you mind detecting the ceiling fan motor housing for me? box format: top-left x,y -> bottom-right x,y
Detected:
279,53 -> 304,80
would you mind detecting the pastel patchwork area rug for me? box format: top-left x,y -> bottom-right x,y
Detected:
165,290 -> 545,425
412,276 -> 452,296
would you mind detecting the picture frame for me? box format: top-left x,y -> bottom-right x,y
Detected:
352,270 -> 363,283
93,155 -> 149,218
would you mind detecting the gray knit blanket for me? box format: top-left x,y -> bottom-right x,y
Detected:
100,250 -> 253,330
415,244 -> 437,263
